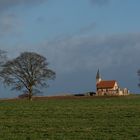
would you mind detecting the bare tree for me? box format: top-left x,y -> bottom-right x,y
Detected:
0,52 -> 55,100
0,49 -> 7,68
138,70 -> 140,88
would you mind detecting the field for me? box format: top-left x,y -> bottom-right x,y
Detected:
0,95 -> 140,140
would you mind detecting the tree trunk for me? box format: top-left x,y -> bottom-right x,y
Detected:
28,86 -> 33,101
28,93 -> 32,101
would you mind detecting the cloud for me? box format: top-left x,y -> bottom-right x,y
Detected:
41,33 -> 140,73
1,32 -> 140,93
0,14 -> 22,36
0,0 -> 47,36
50,22 -> 96,44
2,32 -> 140,74
0,0 -> 46,12
90,0 -> 110,6
23,32 -> 137,94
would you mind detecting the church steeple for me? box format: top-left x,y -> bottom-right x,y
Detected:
96,69 -> 101,84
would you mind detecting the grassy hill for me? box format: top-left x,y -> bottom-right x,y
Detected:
0,95 -> 140,140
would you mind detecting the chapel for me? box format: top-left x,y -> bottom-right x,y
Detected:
96,69 -> 129,96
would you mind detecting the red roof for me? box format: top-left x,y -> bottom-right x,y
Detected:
97,80 -> 116,89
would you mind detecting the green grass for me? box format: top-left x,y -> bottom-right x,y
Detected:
0,95 -> 140,140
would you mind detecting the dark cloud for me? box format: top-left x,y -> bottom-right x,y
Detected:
40,33 -> 140,93
10,32 -> 139,75
90,0 -> 110,6
1,32 -> 140,94
0,0 -> 46,12
49,22 -> 96,44
44,33 -> 140,72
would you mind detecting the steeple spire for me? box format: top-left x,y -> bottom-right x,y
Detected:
96,69 -> 100,79
96,69 -> 101,84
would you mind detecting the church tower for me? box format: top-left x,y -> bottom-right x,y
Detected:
96,69 -> 102,84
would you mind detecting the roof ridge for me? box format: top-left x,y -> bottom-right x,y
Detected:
100,80 -> 116,82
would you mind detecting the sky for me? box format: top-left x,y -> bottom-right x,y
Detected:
0,0 -> 140,98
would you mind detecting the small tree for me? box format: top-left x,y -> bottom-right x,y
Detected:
0,52 -> 55,100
